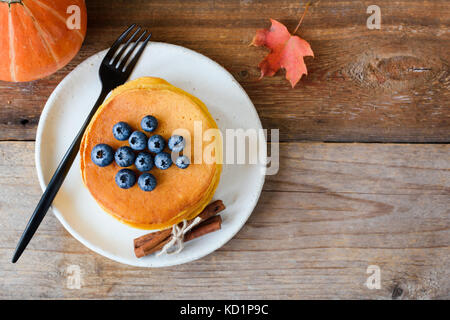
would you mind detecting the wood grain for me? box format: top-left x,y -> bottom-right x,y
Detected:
1,141 -> 448,299
0,0 -> 448,142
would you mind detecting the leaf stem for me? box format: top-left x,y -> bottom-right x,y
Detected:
293,1 -> 312,34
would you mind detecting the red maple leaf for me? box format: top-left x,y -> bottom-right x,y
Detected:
251,18 -> 314,88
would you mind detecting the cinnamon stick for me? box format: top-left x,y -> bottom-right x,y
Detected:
184,215 -> 222,242
133,200 -> 225,248
133,200 -> 226,258
135,236 -> 169,258
135,215 -> 222,257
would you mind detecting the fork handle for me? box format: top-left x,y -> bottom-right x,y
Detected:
12,88 -> 110,263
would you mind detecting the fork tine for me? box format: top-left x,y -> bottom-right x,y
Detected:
118,30 -> 151,71
111,26 -> 142,66
103,24 -> 136,62
122,32 -> 152,74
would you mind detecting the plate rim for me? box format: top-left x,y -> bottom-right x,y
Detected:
35,42 -> 266,267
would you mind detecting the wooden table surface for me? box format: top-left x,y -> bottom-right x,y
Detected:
0,0 -> 449,299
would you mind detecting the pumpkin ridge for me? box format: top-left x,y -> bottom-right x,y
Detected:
21,1 -> 60,66
32,0 -> 84,41
7,7 -> 15,81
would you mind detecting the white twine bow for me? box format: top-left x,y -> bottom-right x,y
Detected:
157,217 -> 202,256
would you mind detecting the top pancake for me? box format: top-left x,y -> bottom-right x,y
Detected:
80,77 -> 221,230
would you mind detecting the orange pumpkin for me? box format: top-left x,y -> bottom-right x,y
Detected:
0,0 -> 87,82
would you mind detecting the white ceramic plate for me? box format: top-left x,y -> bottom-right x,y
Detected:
36,42 -> 266,267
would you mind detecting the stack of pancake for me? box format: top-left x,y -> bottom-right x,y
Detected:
80,77 -> 222,230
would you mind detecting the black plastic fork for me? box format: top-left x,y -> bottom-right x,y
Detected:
12,24 -> 152,263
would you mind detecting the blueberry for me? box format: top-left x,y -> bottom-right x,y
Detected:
141,115 -> 158,132
91,144 -> 114,167
175,155 -> 190,169
112,122 -> 132,141
154,152 -> 172,170
135,152 -> 154,172
168,135 -> 185,153
128,131 -> 148,151
138,173 -> 157,191
115,169 -> 136,189
114,146 -> 136,167
148,134 -> 165,153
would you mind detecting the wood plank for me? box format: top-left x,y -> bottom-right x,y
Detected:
0,0 -> 448,142
0,141 -> 448,299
